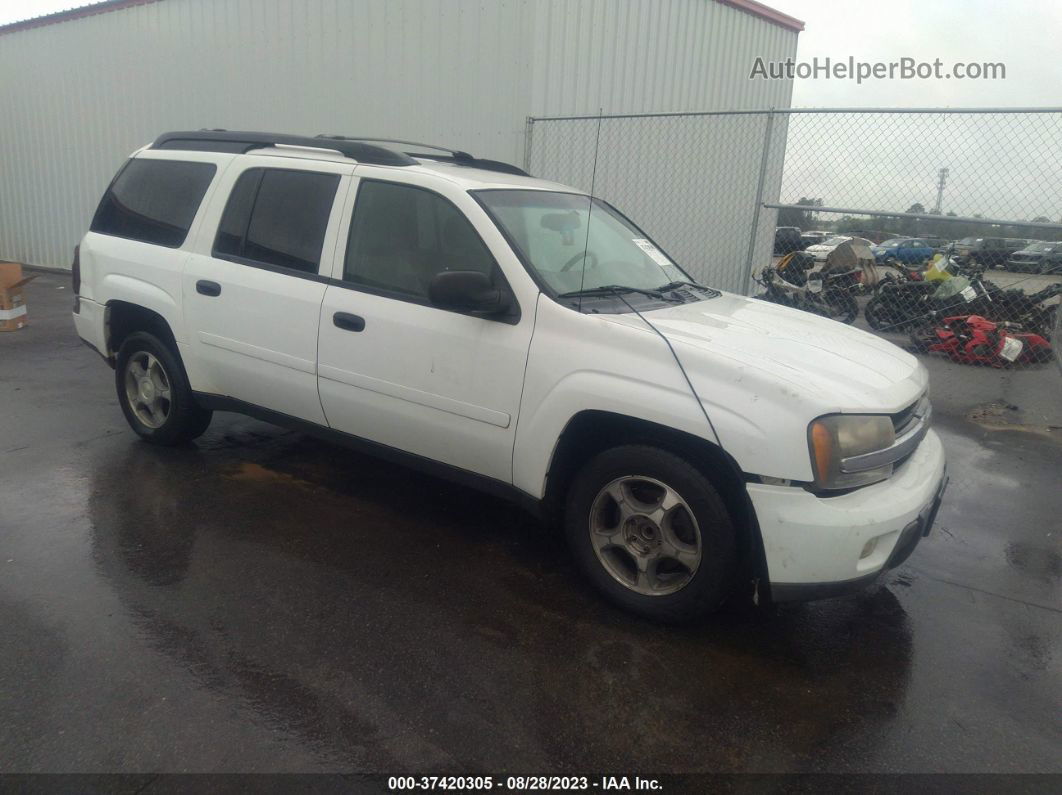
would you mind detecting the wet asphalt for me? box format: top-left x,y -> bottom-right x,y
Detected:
1,272 -> 1060,774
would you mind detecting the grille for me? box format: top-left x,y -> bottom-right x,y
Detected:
891,398 -> 922,437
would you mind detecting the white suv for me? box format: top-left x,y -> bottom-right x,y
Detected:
72,130 -> 947,621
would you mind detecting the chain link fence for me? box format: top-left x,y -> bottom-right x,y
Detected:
526,110 -> 784,295
526,108 -> 1062,449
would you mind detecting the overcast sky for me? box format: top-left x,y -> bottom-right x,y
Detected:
0,0 -> 87,27
768,0 -> 1062,107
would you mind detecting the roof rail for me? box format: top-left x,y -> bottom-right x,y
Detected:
407,153 -> 529,177
152,130 -> 417,167
317,134 -> 529,177
316,135 -> 474,160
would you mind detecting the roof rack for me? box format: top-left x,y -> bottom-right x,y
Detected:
152,130 -> 417,167
317,134 -> 529,177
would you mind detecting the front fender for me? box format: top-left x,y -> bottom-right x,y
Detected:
513,369 -> 719,498
513,297 -> 717,499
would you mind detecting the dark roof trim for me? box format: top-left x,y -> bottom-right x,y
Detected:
0,0 -> 160,36
716,0 -> 804,33
153,131 -> 419,167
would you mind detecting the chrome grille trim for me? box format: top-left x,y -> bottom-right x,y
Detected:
841,397 -> 932,474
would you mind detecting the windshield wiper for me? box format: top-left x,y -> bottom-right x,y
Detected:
654,280 -> 720,297
558,284 -> 678,301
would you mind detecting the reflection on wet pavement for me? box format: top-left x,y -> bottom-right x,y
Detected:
2,273 -> 1060,773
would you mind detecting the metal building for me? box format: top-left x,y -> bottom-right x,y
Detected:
0,0 -> 800,273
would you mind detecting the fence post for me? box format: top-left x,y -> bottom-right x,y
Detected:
523,116 -> 534,173
1055,297 -> 1062,378
744,108 -> 776,294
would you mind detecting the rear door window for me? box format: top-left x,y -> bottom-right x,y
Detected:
91,159 -> 216,247
213,168 -> 340,275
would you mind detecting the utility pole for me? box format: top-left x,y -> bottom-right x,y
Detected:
932,167 -> 949,214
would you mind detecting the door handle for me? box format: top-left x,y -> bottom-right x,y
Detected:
196,280 -> 221,297
333,312 -> 366,332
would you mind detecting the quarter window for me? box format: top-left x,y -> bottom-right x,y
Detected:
91,159 -> 216,247
343,181 -> 496,299
213,170 -> 259,259
213,168 -> 339,274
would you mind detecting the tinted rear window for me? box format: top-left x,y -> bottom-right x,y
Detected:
91,159 -> 216,247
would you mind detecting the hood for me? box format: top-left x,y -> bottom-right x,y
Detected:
606,292 -> 926,414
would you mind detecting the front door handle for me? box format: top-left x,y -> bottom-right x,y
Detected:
333,312 -> 366,332
196,280 -> 221,297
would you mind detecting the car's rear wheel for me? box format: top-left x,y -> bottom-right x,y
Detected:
564,445 -> 737,622
116,331 -> 212,445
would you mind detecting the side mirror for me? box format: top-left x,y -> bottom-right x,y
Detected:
428,270 -> 510,316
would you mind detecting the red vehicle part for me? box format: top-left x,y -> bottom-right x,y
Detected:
914,315 -> 1053,367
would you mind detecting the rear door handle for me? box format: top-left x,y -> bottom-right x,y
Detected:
196,280 -> 221,297
333,312 -> 365,332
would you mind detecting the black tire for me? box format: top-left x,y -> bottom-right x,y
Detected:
821,288 -> 858,324
563,445 -> 737,623
1039,306 -> 1058,341
908,323 -> 936,353
864,296 -> 894,330
115,331 -> 212,445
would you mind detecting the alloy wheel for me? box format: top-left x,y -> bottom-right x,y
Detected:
588,476 -> 702,596
124,350 -> 172,429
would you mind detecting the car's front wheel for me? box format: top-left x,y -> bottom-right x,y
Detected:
564,445 -> 737,622
116,331 -> 212,445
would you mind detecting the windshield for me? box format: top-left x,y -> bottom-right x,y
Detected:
934,275 -> 972,300
823,237 -> 849,246
1026,242 -> 1052,252
476,190 -> 691,296
879,238 -> 903,247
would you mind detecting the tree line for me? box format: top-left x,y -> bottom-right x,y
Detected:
777,197 -> 1062,242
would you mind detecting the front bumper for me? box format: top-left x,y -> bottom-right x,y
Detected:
747,429 -> 946,600
1007,258 -> 1051,272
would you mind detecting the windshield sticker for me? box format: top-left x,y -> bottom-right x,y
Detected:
632,238 -> 673,268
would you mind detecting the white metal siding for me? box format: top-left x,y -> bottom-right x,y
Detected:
0,0 -> 795,269
530,0 -> 795,116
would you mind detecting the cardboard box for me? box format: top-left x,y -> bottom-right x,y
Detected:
0,262 -> 37,332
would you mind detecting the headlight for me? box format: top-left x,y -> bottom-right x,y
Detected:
808,414 -> 895,490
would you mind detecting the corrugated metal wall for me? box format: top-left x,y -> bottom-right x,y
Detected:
528,0 -> 796,115
0,0 -> 796,269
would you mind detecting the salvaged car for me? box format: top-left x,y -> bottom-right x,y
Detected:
1006,241 -> 1062,273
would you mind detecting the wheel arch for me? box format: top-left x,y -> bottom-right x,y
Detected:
542,409 -> 765,585
105,300 -> 179,361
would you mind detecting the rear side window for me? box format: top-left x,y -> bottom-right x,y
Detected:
91,159 -> 216,247
213,168 -> 340,274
